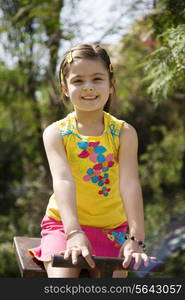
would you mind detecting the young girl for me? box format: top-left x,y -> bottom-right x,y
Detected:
29,43 -> 149,278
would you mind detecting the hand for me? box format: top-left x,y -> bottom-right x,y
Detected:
63,232 -> 95,269
119,239 -> 149,270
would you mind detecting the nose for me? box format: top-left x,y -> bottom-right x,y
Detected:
82,86 -> 94,92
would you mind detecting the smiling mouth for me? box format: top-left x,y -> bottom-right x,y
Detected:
81,96 -> 98,101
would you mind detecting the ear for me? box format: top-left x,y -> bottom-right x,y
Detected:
61,83 -> 69,97
110,78 -> 116,94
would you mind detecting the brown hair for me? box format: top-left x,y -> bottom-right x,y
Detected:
58,44 -> 115,112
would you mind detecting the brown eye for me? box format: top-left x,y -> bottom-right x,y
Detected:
94,77 -> 103,81
73,79 -> 82,83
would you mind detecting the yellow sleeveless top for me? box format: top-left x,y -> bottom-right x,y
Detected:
46,111 -> 127,229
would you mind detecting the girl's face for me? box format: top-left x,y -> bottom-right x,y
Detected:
62,58 -> 114,112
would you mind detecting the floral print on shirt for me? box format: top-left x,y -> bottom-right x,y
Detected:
103,230 -> 126,247
77,141 -> 114,196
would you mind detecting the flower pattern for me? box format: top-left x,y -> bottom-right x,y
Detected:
77,141 -> 114,196
104,230 -> 126,247
98,186 -> 111,197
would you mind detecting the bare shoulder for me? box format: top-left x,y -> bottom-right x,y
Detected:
119,121 -> 138,146
43,121 -> 61,146
43,122 -> 58,137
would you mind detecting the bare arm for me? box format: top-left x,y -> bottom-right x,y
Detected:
118,123 -> 148,269
43,122 -> 80,234
43,123 -> 95,267
119,122 -> 145,241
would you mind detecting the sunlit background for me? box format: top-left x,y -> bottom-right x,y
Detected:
0,0 -> 184,278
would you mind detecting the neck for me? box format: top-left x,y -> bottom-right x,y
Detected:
74,109 -> 104,126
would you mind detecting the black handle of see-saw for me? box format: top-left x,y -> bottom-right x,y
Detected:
52,255 -> 164,273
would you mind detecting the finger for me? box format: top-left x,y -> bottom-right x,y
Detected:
150,256 -> 157,260
71,248 -> 81,265
122,254 -> 132,269
81,247 -> 95,268
118,246 -> 124,258
132,253 -> 142,270
141,253 -> 149,267
64,248 -> 72,259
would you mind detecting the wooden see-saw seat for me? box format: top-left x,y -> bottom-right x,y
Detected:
13,236 -> 164,278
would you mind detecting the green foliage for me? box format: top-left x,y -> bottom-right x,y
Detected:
0,215 -> 19,277
0,0 -> 67,277
0,0 -> 184,278
143,25 -> 185,102
0,242 -> 19,277
140,126 -> 185,198
111,1 -> 185,278
163,249 -> 185,278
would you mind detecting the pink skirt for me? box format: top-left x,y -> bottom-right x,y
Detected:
28,215 -> 128,262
